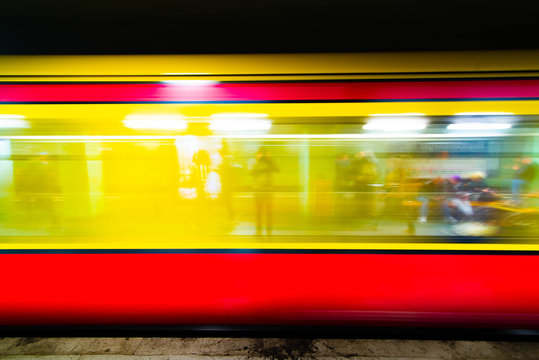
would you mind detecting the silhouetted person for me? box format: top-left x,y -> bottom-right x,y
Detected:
334,153 -> 352,219
218,142 -> 239,222
31,153 -> 62,230
349,150 -> 378,218
417,176 -> 445,223
192,149 -> 210,198
374,155 -> 415,234
251,147 -> 278,235
335,153 -> 351,191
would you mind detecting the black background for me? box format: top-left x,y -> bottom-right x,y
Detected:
1,0 -> 537,54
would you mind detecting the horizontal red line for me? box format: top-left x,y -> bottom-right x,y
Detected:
2,79 -> 539,102
1,254 -> 539,327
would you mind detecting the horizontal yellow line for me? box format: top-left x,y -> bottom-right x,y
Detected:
1,238 -> 539,251
4,74 -> 539,82
2,51 -> 539,75
2,101 -> 539,119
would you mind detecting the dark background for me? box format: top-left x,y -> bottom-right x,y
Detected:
1,0 -> 536,54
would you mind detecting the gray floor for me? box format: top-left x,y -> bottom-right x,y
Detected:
2,338 -> 539,359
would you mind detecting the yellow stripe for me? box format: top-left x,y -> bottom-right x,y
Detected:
3,73 -> 539,82
483,203 -> 538,214
2,51 -> 539,76
2,101 -> 539,120
0,237 -> 538,251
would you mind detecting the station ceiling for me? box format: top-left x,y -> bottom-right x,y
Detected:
1,0 -> 538,54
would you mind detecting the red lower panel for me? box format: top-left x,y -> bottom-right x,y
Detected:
1,254 -> 539,328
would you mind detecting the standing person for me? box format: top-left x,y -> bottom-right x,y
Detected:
512,157 -> 538,203
349,150 -> 378,219
218,141 -> 240,223
334,153 -> 351,191
417,176 -> 445,224
251,147 -> 279,236
374,154 -> 415,234
33,152 -> 62,230
192,149 -> 210,199
334,153 -> 351,220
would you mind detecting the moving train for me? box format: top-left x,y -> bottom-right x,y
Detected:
0,51 -> 539,329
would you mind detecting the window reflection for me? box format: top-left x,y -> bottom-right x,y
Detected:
0,119 -> 538,241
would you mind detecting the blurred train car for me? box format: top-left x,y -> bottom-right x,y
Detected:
1,51 -> 539,329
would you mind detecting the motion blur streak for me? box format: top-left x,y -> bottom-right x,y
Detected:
1,254 -> 539,327
0,52 -> 539,328
0,120 -> 536,241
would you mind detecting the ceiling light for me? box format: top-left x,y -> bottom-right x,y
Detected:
209,119 -> 272,131
0,115 -> 30,128
209,113 -> 271,131
123,114 -> 187,130
363,117 -> 427,131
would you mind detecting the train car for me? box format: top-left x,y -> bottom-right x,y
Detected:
0,51 -> 539,330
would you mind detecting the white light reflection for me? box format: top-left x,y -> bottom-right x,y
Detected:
363,118 -> 427,131
0,115 -> 30,128
123,114 -> 187,130
364,113 -> 428,131
209,119 -> 272,131
210,113 -> 271,131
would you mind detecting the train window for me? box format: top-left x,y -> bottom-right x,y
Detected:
0,115 -> 537,245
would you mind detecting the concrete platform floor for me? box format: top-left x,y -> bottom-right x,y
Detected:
2,337 -> 539,360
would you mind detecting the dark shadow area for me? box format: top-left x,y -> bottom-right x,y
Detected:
1,325 -> 539,341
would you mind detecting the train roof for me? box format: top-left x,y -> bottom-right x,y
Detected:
3,50 -> 539,78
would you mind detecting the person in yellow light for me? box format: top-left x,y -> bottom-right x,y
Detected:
349,150 -> 378,219
373,154 -> 415,235
21,152 -> 62,230
251,147 -> 279,236
218,141 -> 241,222
192,149 -> 211,199
512,157 -> 538,204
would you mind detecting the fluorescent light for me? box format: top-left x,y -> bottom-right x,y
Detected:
369,112 -> 426,117
0,115 -> 30,128
210,119 -> 272,131
454,112 -> 515,116
123,114 -> 187,130
447,123 -> 512,130
161,80 -> 219,85
209,113 -> 271,131
363,117 -> 427,131
0,114 -> 25,119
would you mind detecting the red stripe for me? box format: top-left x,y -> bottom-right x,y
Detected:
1,253 -> 539,327
2,80 -> 539,102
